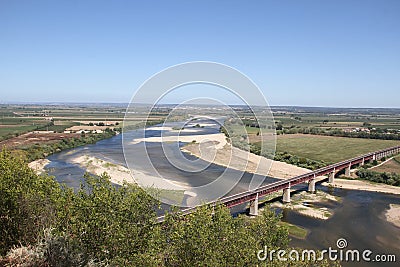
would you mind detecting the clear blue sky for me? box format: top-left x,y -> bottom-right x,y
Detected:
1,0 -> 399,107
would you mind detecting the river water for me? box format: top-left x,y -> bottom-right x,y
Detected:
281,186 -> 400,267
47,119 -> 280,204
45,119 -> 400,267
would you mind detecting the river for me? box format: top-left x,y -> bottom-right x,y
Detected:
44,119 -> 400,267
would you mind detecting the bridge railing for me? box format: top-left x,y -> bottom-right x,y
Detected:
204,145 -> 400,208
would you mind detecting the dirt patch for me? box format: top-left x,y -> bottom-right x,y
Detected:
66,125 -> 116,131
0,132 -> 80,149
385,204 -> 400,228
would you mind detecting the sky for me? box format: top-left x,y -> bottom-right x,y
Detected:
0,0 -> 399,107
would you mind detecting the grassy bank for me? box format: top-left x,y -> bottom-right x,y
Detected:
276,134 -> 399,163
278,221 -> 308,239
372,155 -> 400,174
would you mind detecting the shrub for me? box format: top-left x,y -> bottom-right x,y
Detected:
0,149 -> 62,255
0,245 -> 44,266
356,169 -> 400,186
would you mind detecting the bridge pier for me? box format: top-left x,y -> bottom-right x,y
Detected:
345,163 -> 351,176
249,193 -> 259,216
308,179 -> 316,193
283,187 -> 291,203
328,168 -> 336,183
360,158 -> 365,166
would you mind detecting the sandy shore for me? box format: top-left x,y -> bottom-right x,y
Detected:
385,204 -> 400,228
28,159 -> 50,174
183,139 -> 309,179
71,155 -> 135,186
70,155 -> 190,191
146,126 -> 206,133
131,132 -> 228,149
322,178 -> 400,195
269,191 -> 339,220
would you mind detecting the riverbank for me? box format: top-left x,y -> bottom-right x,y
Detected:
17,131 -> 117,162
385,204 -> 400,228
69,155 -> 191,192
28,158 -> 50,175
70,155 -> 134,186
182,137 -> 309,179
321,178 -> 400,195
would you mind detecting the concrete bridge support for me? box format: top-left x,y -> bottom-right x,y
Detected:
345,163 -> 351,176
308,178 -> 316,193
361,158 -> 365,166
249,193 -> 259,216
283,187 -> 291,203
328,168 -> 336,183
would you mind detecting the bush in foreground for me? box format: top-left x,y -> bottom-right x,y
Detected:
0,149 -> 339,266
0,149 -> 62,255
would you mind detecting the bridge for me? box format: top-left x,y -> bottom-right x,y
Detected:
158,145 -> 400,221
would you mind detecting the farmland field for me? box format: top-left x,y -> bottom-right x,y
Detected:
273,111 -> 400,130
275,134 -> 400,163
0,104 -> 134,140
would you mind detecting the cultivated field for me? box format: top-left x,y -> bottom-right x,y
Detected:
275,134 -> 399,163
0,104 -> 127,140
0,103 -> 174,142
272,107 -> 400,130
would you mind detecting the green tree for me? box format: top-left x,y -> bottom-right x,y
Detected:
158,204 -> 289,266
0,149 -> 62,255
56,173 -> 161,266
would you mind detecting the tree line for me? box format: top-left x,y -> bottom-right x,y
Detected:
276,126 -> 400,141
356,168 -> 400,186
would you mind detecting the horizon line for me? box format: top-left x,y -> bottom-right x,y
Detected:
1,101 -> 400,110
